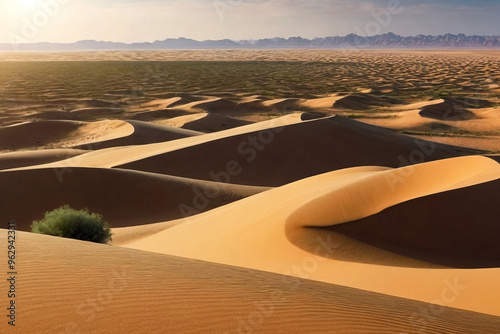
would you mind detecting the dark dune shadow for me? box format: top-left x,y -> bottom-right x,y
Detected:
312,179 -> 500,268
285,179 -> 500,268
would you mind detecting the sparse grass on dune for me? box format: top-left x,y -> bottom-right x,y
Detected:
0,61 -> 343,101
0,50 -> 498,105
31,205 -> 112,244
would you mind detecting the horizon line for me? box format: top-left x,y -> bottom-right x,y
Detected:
2,32 -> 500,46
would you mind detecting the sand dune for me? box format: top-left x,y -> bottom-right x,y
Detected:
131,109 -> 192,121
0,119 -> 200,152
10,114 -> 304,171
179,97 -> 238,113
328,177 -> 500,268
0,149 -> 86,170
488,154 -> 500,163
236,96 -> 272,111
23,110 -> 84,122
411,135 -> 500,154
65,120 -> 135,148
395,99 -> 445,111
2,50 -> 498,152
262,98 -> 305,111
73,120 -> 201,149
115,116 -> 479,186
473,106 -> 500,120
139,97 -> 196,109
70,107 -> 125,119
333,93 -> 403,110
156,113 -> 253,132
12,115 -> 481,186
0,167 -> 267,231
418,97 -> 488,121
6,230 -> 499,334
2,50 -> 500,333
352,99 -> 500,152
0,120 -> 82,151
299,95 -> 342,109
0,119 -> 135,151
116,156 -> 500,316
419,97 -> 497,121
83,99 -> 125,108
285,157 -> 500,230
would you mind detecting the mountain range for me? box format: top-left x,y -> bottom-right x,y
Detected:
1,33 -> 499,51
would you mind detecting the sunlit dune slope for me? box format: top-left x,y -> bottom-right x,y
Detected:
72,120 -> 202,150
9,114 -> 304,171
419,97 -> 495,121
117,156 -> 500,316
0,149 -> 86,170
156,113 -> 253,133
3,229 -> 500,334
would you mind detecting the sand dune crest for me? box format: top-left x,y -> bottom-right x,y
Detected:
117,156 -> 500,315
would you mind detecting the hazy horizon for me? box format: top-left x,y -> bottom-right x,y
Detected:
0,0 -> 499,45
3,32 -> 500,46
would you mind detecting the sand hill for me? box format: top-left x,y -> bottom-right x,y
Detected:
7,229 -> 500,333
1,50 -> 499,333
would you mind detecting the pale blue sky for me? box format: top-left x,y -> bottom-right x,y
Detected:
1,0 -> 498,43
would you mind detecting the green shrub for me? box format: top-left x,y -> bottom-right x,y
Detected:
31,205 -> 112,244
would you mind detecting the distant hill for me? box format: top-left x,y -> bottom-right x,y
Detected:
1,33 -> 499,51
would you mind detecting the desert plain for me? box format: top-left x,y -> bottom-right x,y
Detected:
1,49 -> 500,333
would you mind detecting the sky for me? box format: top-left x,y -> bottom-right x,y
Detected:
0,0 -> 499,44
